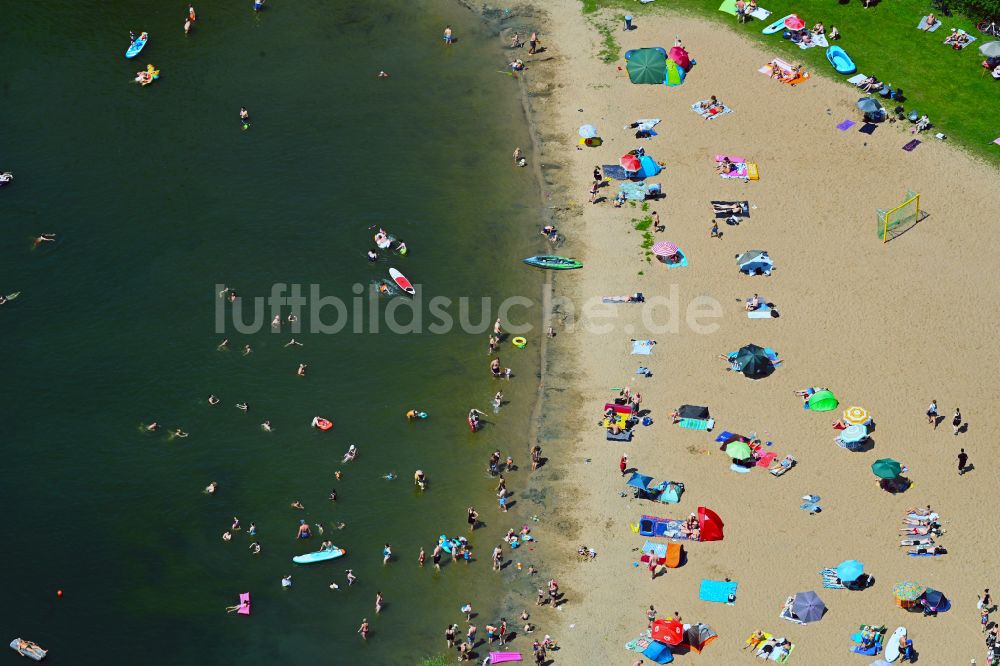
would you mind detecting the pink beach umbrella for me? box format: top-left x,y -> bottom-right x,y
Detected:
784,15 -> 805,30
652,241 -> 679,257
620,153 -> 642,172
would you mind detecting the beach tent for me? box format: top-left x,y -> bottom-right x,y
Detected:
792,591 -> 827,623
807,390 -> 839,412
736,250 -> 774,275
642,640 -> 674,663
652,619 -> 685,645
698,506 -> 724,541
684,623 -> 718,653
627,48 -> 668,84
921,588 -> 949,613
637,154 -> 662,178
668,46 -> 692,71
733,343 -> 775,380
664,60 -> 686,86
627,472 -> 654,491
655,481 -> 684,504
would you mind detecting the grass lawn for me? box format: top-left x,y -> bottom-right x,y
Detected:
582,0 -> 1000,164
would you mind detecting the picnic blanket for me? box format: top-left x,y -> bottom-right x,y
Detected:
631,339 -> 656,355
700,579 -> 738,603
917,16 -> 942,31
944,30 -> 976,48
691,101 -> 733,120
718,0 -> 737,15
602,164 -> 630,180
796,33 -> 828,49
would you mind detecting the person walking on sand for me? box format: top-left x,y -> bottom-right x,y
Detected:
647,604 -> 657,627
952,408 -> 963,435
926,399 -> 938,426
528,31 -> 540,54
593,165 -> 602,183
711,220 -> 720,238
652,210 -> 664,232
620,453 -> 628,477
531,445 -> 542,471
589,180 -> 599,203
958,448 -> 969,475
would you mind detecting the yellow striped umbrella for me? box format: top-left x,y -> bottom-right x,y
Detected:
843,406 -> 869,425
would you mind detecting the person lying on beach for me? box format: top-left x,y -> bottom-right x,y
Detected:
769,62 -> 783,79
800,32 -> 812,46
811,22 -> 825,34
902,515 -> 939,526
859,76 -> 882,92
909,545 -> 947,555
792,387 -> 818,396
900,524 -> 940,535
699,95 -> 722,110
782,64 -> 802,81
680,514 -> 700,539
715,157 -> 737,174
604,293 -> 644,303
509,59 -> 524,71
914,115 -> 930,133
906,505 -> 935,517
745,630 -> 766,650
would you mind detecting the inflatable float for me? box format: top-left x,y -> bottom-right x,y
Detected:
489,653 -> 523,664
311,417 -> 333,430
237,592 -> 250,615
406,410 -> 429,419
9,639 -> 47,661
135,64 -> 159,86
125,32 -> 148,58
293,544 -> 346,564
512,336 -> 527,349
438,535 -> 463,554
389,268 -> 415,295
826,45 -> 857,74
763,14 -> 794,34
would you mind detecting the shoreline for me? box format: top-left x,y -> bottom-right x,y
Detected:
508,1 -> 1000,664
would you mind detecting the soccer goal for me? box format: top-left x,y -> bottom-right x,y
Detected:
877,191 -> 920,243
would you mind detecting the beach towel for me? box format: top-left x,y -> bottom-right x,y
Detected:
631,339 -> 656,355
602,164 -> 630,180
663,249 -> 688,268
917,16 -> 942,32
820,568 -> 846,589
731,463 -> 753,473
642,541 -> 669,559
715,430 -> 751,444
783,71 -> 810,86
748,302 -> 773,319
678,417 -> 715,430
846,73 -> 867,85
903,139 -> 921,152
796,33 -> 828,49
692,101 -> 733,120
718,0 -> 738,15
859,123 -> 877,135
712,201 -> 749,218
700,579 -> 738,603
630,118 -> 662,130
756,451 -> 778,467
625,636 -> 653,653
836,119 -> 856,131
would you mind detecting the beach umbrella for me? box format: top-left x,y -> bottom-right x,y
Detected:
839,424 -> 868,444
652,241 -> 679,257
791,591 -> 827,623
872,458 -> 901,479
652,618 -> 685,645
893,581 -> 925,601
980,41 -> 1000,57
578,124 -> 598,139
732,343 -> 775,380
667,45 -> 691,71
843,406 -> 870,425
626,472 -> 654,490
836,559 -> 864,583
725,441 -> 752,460
626,48 -> 668,85
856,97 -> 883,113
620,153 -> 642,172
785,15 -> 805,30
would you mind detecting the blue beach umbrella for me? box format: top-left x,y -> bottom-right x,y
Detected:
578,124 -> 598,138
839,424 -> 868,444
626,472 -> 654,490
836,559 -> 864,582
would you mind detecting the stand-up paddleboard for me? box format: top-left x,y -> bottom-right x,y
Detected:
389,268 -> 415,295
293,545 -> 346,564
126,33 -> 148,58
311,416 -> 333,430
763,14 -> 794,34
885,627 -> 905,662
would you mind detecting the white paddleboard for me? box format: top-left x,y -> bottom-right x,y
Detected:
885,626 -> 906,662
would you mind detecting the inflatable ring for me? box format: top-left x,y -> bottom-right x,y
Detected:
512,337 -> 527,349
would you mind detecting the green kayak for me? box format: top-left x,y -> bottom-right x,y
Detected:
522,255 -> 582,270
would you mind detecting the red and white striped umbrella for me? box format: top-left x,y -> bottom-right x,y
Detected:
785,15 -> 805,30
620,153 -> 642,172
652,241 -> 679,257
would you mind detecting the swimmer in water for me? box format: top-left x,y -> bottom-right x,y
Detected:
205,481 -> 218,494
32,233 -> 56,247
248,522 -> 256,536
490,358 -> 501,377
228,290 -> 237,303
406,409 -> 419,420
367,250 -> 378,262
242,344 -> 252,356
287,313 -> 297,323
222,531 -> 232,541
291,501 -> 305,510
395,240 -> 407,255
145,422 -> 159,432
240,107 -> 250,122
297,363 -> 307,377
494,391 -> 503,410
329,489 -> 337,502
343,445 -> 358,463
377,70 -> 390,78
377,283 -> 390,295
414,470 -> 426,490
249,542 -> 261,555
346,569 -> 357,585
261,420 -> 273,432
383,472 -> 396,481
271,314 -> 281,328
217,339 -> 229,351
284,338 -> 303,347
171,428 -> 189,439
335,470 -> 342,480
236,403 -> 248,412
208,394 -> 220,405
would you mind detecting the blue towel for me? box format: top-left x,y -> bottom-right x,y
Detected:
631,340 -> 656,355
699,579 -> 738,603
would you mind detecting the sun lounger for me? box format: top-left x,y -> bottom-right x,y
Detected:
917,16 -> 942,32
769,455 -> 796,476
678,417 -> 714,430
699,579 -> 737,603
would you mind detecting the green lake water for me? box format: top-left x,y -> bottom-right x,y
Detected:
1,2 -> 546,663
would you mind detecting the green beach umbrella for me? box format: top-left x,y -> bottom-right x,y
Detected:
626,48 -> 667,85
807,390 -> 839,412
725,441 -> 752,460
871,458 -> 902,479
892,581 -> 925,601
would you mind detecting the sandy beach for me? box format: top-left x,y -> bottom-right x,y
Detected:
515,2 -> 1000,664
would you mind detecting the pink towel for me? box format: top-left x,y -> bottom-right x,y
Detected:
715,154 -> 746,163
756,452 -> 777,468
490,652 -> 523,663
238,592 -> 251,615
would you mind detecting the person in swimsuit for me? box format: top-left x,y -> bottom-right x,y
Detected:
443,25 -> 454,44
297,520 -> 311,539
368,250 -> 378,262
